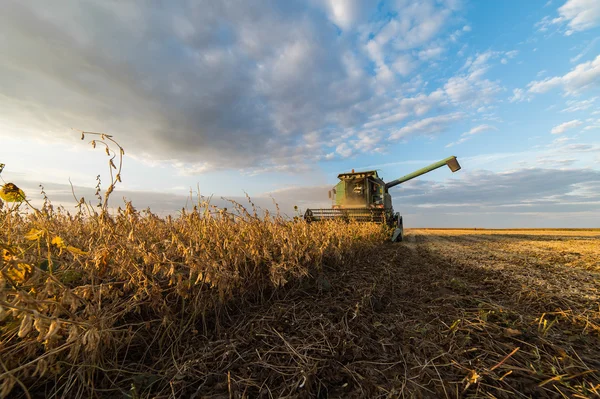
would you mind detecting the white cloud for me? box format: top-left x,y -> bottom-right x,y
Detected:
570,37 -> 600,63
392,54 -> 417,76
562,97 -> 597,112
537,0 -> 600,35
557,0 -> 600,33
444,73 -> 501,106
527,55 -> 600,95
438,51 -> 505,108
335,143 -> 354,158
390,113 -> 464,140
509,88 -> 529,103
446,124 -> 497,147
324,0 -> 370,30
465,124 -> 498,136
391,2 -> 453,50
363,110 -> 410,128
418,46 -> 445,61
550,120 -> 583,134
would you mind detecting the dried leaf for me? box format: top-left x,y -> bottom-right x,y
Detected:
18,313 -> 33,337
504,328 -> 522,337
24,228 -> 44,241
44,320 -> 61,341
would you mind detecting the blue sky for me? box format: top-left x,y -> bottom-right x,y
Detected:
1,0 -> 599,227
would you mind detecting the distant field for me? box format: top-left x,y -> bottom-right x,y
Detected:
415,227 -> 600,236
2,215 -> 600,397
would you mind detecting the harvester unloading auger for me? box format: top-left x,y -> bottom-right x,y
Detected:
304,156 -> 461,242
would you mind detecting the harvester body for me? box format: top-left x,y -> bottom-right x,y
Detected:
304,156 -> 461,241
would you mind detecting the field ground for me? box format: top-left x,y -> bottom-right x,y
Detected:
185,229 -> 600,398
2,226 -> 600,398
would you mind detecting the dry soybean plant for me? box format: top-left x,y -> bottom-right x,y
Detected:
0,134 -> 388,398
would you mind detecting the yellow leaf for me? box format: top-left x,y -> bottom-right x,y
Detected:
466,370 -> 480,385
66,246 -> 88,256
6,263 -> 33,283
0,183 -> 25,203
24,228 -> 44,241
51,236 -> 66,248
2,248 -> 12,262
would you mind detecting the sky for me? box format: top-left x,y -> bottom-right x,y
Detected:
1,0 -> 599,227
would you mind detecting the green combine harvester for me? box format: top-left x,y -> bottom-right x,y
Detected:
304,156 -> 461,242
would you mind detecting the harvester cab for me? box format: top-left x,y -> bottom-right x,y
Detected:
304,156 -> 461,242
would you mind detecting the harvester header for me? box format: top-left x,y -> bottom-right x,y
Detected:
304,156 -> 462,242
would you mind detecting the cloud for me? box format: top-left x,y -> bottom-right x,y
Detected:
441,51 -> 504,107
335,143 -> 354,158
261,185 -> 332,207
584,125 -> 600,130
557,0 -> 600,33
446,124 -> 497,147
570,37 -> 600,63
0,1 -> 473,173
562,97 -> 597,112
392,167 -> 600,209
390,113 -> 464,140
323,0 -> 371,30
12,164 -> 600,227
562,143 -> 600,152
527,55 -> 600,95
392,54 -> 417,76
537,0 -> 600,35
551,120 -> 583,134
362,55 -> 504,135
418,46 -> 445,61
363,0 -> 459,84
509,88 -> 529,103
383,167 -> 600,227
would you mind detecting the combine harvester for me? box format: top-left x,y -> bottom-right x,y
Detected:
304,156 -> 461,242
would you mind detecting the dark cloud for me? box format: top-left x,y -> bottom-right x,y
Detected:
0,1 -> 372,170
390,168 -> 600,227
0,0 -> 474,172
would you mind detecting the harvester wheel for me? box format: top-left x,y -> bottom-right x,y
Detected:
391,214 -> 403,242
397,215 -> 403,242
